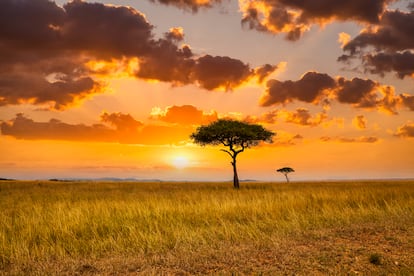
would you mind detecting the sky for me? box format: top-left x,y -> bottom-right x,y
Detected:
0,0 -> 413,181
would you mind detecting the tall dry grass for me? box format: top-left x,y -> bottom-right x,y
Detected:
1,180 -> 413,270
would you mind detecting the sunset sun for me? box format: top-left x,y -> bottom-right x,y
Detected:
171,156 -> 189,169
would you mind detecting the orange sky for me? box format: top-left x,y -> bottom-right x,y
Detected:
0,0 -> 413,181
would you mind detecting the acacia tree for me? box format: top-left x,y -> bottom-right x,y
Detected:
191,119 -> 275,189
277,167 -> 295,183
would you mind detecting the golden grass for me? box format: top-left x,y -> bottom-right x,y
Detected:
1,180 -> 413,274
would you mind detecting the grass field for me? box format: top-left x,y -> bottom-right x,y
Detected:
1,180 -> 413,275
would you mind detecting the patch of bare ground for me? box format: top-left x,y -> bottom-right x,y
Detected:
2,222 -> 413,275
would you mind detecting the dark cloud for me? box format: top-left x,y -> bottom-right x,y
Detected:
0,0 -> 65,49
0,113 -> 113,141
343,10 -> 414,54
259,72 -> 336,106
259,71 -> 404,114
340,10 -> 414,78
0,113 -> 191,145
0,0 -> 154,109
62,1 -> 155,58
152,105 -> 218,125
148,0 -> 222,12
336,77 -> 378,107
254,64 -> 278,83
135,41 -> 195,84
394,122 -> 414,138
0,70 -> 100,109
193,55 -> 252,90
241,0 -> 392,40
363,51 -> 414,79
0,0 -> 274,109
400,94 -> 414,111
0,0 -> 104,109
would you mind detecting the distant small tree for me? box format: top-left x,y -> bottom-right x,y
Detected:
191,119 -> 275,189
277,167 -> 295,183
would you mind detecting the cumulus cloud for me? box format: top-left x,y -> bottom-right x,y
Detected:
0,0 -> 275,109
340,10 -> 414,78
193,55 -> 252,90
150,105 -> 218,125
259,71 -> 405,114
394,122 -> 414,138
240,0 -> 392,40
0,113 -> 192,145
260,72 -> 336,106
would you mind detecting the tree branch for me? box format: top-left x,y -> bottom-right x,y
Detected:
220,149 -> 233,157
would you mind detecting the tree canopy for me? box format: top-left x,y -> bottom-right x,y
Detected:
191,119 -> 275,188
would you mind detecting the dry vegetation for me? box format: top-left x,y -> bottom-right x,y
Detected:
1,180 -> 413,275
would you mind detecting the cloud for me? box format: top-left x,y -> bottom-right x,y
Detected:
266,131 -> 303,147
244,108 -> 337,127
240,0 -> 392,40
400,94 -> 414,111
0,0 -> 275,109
0,0 -> 153,109
352,115 -> 367,130
320,136 -> 379,143
363,51 -> 414,79
259,72 -> 336,106
259,71 -> 404,114
336,77 -> 379,107
340,10 -> 414,78
394,122 -> 414,138
100,112 -> 143,131
244,110 -> 279,124
0,113 -> 114,142
192,55 -> 252,90
148,0 -> 223,12
150,105 -> 218,125
343,10 -> 414,54
254,64 -> 279,83
165,27 -> 185,41
278,108 -> 328,126
0,113 -> 192,145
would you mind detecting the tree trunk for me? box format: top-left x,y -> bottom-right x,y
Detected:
284,173 -> 289,183
231,158 -> 240,189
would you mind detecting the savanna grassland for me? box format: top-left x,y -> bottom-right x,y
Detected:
1,180 -> 413,275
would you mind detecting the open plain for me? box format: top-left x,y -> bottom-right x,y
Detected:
1,180 -> 413,275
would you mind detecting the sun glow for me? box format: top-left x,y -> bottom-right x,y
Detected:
171,156 -> 189,169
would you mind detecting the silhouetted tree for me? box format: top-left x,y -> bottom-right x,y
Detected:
277,167 -> 295,183
191,119 -> 275,189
